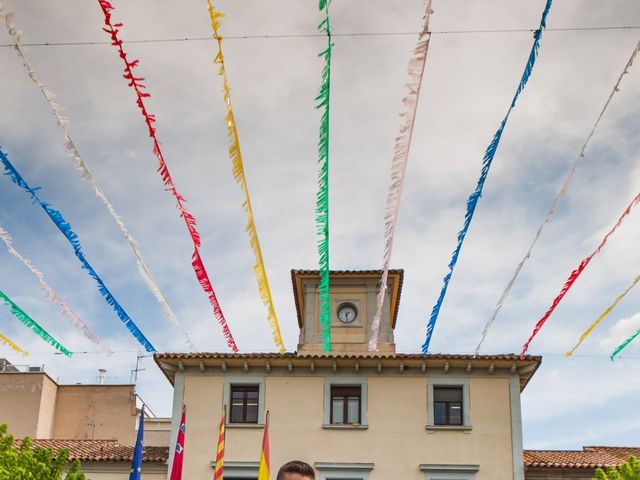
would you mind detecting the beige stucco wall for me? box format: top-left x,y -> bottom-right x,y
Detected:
36,374 -> 58,438
145,418 -> 171,446
0,372 -> 55,438
182,375 -> 224,480
80,461 -> 166,480
53,385 -> 137,443
179,373 -> 515,480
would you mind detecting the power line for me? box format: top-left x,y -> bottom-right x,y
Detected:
0,25 -> 638,48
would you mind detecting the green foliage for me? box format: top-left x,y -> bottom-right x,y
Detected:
0,424 -> 85,480
594,456 -> 640,480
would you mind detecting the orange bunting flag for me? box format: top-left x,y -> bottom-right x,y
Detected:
213,409 -> 226,480
257,412 -> 270,480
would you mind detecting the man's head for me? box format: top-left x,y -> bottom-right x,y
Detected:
276,460 -> 315,480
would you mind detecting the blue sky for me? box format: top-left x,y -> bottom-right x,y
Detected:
1,0 -> 639,449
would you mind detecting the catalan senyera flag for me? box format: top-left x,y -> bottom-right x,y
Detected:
257,412 -> 270,480
213,409 -> 226,480
169,406 -> 186,480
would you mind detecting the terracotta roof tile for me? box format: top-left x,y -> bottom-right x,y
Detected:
524,446 -> 640,469
15,439 -> 168,463
154,352 -> 542,392
154,352 -> 536,361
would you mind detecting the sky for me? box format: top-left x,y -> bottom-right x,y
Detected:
0,0 -> 639,449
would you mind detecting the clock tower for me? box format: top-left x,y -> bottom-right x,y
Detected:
291,269 -> 403,354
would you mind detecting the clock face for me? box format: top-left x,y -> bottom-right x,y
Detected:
337,303 -> 357,324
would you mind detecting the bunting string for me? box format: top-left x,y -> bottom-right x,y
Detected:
521,191 -> 640,357
0,5 -> 196,352
611,320 -> 640,360
369,0 -> 433,352
422,0 -> 553,354
0,226 -> 112,355
475,39 -> 640,354
0,146 -> 156,353
97,0 -> 238,352
0,288 -> 71,357
0,331 -> 28,356
207,2 -> 285,353
565,274 -> 640,358
316,0 -> 333,352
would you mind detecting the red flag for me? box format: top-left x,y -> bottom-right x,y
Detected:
170,407 -> 186,480
213,409 -> 225,480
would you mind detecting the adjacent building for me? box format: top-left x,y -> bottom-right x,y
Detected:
0,360 -> 170,446
524,446 -> 640,480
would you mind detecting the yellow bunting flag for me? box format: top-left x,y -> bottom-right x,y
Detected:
207,1 -> 285,353
0,331 -> 28,356
565,274 -> 640,358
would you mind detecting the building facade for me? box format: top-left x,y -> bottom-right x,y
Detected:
0,361 -> 170,446
156,270 -> 542,480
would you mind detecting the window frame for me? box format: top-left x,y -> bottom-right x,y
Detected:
315,462 -> 373,480
223,376 -> 266,427
323,377 -> 368,429
426,376 -> 471,430
420,464 -> 478,480
210,460 -> 259,479
230,384 -> 260,424
330,385 -> 362,425
433,386 -> 463,426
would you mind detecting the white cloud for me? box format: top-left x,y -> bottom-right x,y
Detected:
598,313 -> 640,352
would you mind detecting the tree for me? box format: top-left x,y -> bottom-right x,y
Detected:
594,456 -> 640,480
0,424 -> 85,480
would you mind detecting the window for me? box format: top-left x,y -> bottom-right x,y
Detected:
426,377 -> 471,429
420,464 -> 478,480
323,377 -> 368,428
223,376 -> 265,426
330,386 -> 361,424
211,460 -> 260,478
433,386 -> 463,426
315,462 -> 373,480
230,385 -> 259,424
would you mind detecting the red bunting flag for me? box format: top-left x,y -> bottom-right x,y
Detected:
170,407 -> 187,480
96,0 -> 238,352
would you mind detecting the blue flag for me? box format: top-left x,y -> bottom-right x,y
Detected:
129,406 -> 144,480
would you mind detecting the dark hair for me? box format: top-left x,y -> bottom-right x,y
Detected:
276,460 -> 315,480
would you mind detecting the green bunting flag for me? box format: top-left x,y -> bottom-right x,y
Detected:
315,0 -> 333,352
0,289 -> 72,357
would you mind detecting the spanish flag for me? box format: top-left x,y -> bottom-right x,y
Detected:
213,408 -> 226,480
257,412 -> 270,480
